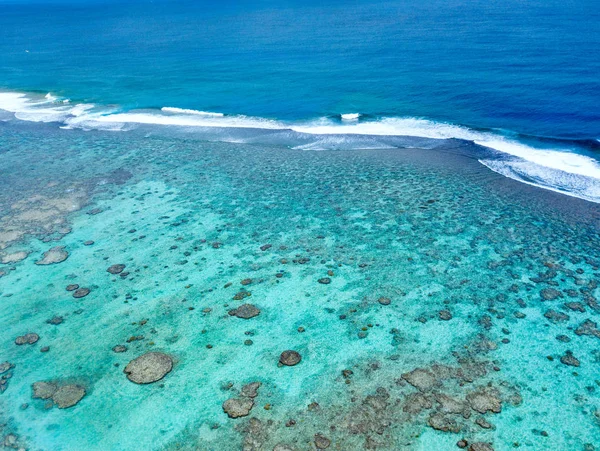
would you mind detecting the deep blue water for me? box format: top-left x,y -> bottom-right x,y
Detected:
1,0 -> 600,202
0,0 -> 599,139
3,2 -> 600,450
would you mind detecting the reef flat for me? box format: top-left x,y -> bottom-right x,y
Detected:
0,122 -> 599,450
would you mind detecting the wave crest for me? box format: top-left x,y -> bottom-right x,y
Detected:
2,90 -> 600,203
161,107 -> 224,117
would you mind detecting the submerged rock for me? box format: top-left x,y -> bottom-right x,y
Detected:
35,246 -> 69,265
124,352 -> 173,384
439,310 -> 453,321
53,384 -> 86,408
3,434 -> 18,448
402,392 -> 433,414
560,351 -> 580,367
428,412 -> 461,433
475,417 -> 493,429
72,288 -> 90,299
318,277 -> 331,285
466,387 -> 502,414
233,291 -> 252,301
378,297 -> 391,305
228,304 -> 261,319
575,320 -> 600,338
314,434 -> 331,449
434,393 -> 469,417
66,284 -> 79,291
46,316 -> 64,325
223,397 -> 254,418
107,264 -> 126,274
564,302 -> 585,312
0,362 -> 14,374
15,333 -> 39,345
543,310 -> 569,323
113,345 -> 128,353
32,381 -> 58,399
402,368 -> 438,391
540,288 -> 562,301
0,251 -> 28,264
241,382 -> 261,398
279,350 -> 302,366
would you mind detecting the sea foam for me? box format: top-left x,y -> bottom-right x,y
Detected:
0,92 -> 94,123
161,107 -> 224,117
1,90 -> 600,203
341,113 -> 360,121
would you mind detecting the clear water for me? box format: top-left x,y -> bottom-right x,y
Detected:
1,121 -> 600,450
1,1 -> 600,450
1,0 -> 599,138
1,0 -> 600,201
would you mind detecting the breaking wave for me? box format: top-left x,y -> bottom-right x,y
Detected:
2,90 -> 600,203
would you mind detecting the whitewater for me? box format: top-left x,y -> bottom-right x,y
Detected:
2,90 -> 600,203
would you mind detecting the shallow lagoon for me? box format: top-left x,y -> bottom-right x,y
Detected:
1,121 -> 599,450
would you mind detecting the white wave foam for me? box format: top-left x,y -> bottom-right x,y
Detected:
2,90 -> 600,202
291,117 -> 600,180
0,91 -> 95,123
0,92 -> 30,111
293,134 -> 396,151
60,116 -> 128,132
341,113 -> 360,121
72,111 -> 283,130
161,107 -> 224,117
480,159 -> 600,203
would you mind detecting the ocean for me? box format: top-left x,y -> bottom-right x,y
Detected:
1,0 -> 599,450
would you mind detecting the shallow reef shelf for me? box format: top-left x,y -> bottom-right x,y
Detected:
0,122 -> 599,451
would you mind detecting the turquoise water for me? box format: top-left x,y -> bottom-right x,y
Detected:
1,121 -> 599,450
1,1 -> 600,450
